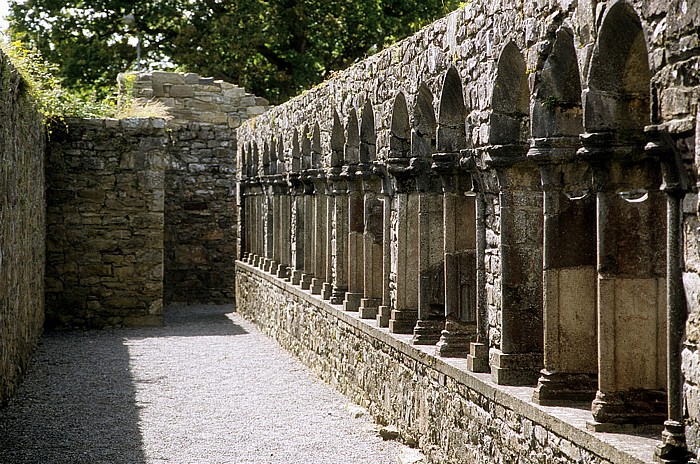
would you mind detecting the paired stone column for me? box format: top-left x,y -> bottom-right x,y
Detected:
344,166 -> 364,311
582,132 -> 667,428
530,138 -> 597,404
386,157 -> 419,334
432,151 -> 478,357
289,169 -> 305,285
487,146 -> 544,386
330,166 -> 349,304
377,171 -> 393,328
310,171 -> 328,295
359,169 -> 384,318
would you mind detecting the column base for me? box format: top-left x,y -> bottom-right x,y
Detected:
412,319 -> 444,345
467,343 -> 490,373
377,305 -> 391,328
590,389 -> 667,426
252,255 -> 262,267
389,309 -> 418,334
321,282 -> 333,300
435,320 -> 476,358
263,258 -> 276,273
358,298 -> 379,319
654,420 -> 691,464
300,273 -> 314,290
310,278 -> 324,295
290,269 -> 303,285
490,350 -> 542,386
330,287 -> 347,305
275,264 -> 289,279
343,292 -> 363,311
532,370 -> 596,405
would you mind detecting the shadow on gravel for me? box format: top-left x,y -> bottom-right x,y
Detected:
0,332 -> 147,464
0,304 -> 245,463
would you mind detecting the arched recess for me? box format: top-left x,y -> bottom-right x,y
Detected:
360,100 -> 376,164
584,2 -> 651,137
269,137 -> 278,175
311,123 -> 322,169
490,42 -> 530,146
412,84 -> 436,159
389,93 -> 410,159
584,2 -> 666,426
262,141 -> 271,176
301,125 -> 312,170
345,109 -> 360,166
489,42 -> 544,384
291,130 -> 301,173
331,110 -> 345,168
531,27 -> 597,403
429,67 -> 477,357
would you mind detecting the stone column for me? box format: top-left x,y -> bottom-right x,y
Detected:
487,147 -> 544,386
300,180 -> 316,289
359,175 -> 384,318
528,138 -> 598,404
377,175 -> 393,327
310,172 -> 328,295
386,158 -> 419,334
582,132 -> 667,428
433,152 -> 477,357
330,167 -> 349,305
289,171 -> 305,285
412,186 -> 445,345
344,168 -> 364,311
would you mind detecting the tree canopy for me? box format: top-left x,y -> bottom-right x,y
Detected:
9,0 -> 463,104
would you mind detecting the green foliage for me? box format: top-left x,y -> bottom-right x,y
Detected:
9,0 -> 464,104
1,38 -> 169,120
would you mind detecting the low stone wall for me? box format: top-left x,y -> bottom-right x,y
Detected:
126,72 -> 270,304
236,262 -> 659,464
45,118 -> 166,329
0,51 -> 46,404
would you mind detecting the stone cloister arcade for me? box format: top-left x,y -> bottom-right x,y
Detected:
236,1 -> 699,462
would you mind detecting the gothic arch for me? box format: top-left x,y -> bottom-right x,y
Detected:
490,42 -> 529,145
301,125 -> 312,170
360,100 -> 376,164
311,123 -> 322,169
437,67 -> 467,153
331,110 -> 345,168
412,83 -> 436,159
389,92 -> 410,159
291,129 -> 301,173
276,136 -> 285,174
585,1 -> 651,136
346,108 -> 360,165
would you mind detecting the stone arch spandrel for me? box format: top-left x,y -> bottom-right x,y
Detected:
490,42 -> 530,146
389,93 -> 410,159
345,109 -> 360,166
360,100 -> 377,164
437,67 -> 467,154
584,1 -> 651,137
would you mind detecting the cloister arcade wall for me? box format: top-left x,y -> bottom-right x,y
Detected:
236,0 -> 700,462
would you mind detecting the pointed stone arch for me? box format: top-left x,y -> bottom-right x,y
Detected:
331,111 -> 345,168
311,123 -> 322,169
412,83 -> 436,159
360,100 -> 376,164
291,129 -> 301,173
345,108 -> 360,165
490,42 -> 529,146
389,92 -> 410,159
437,67 -> 467,153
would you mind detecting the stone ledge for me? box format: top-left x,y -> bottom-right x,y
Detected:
236,260 -> 661,464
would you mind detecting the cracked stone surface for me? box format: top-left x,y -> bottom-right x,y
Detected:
0,304 -> 407,464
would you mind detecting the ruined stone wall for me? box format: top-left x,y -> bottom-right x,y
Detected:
128,72 -> 268,303
236,263 -> 653,464
45,118 -> 166,329
0,50 -> 46,404
237,0 -> 700,460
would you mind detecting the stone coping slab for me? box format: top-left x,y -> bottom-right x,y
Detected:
236,260 -> 663,464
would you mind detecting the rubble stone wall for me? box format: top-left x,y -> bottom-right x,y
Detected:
128,72 -> 269,303
0,50 -> 46,404
236,263 -> 651,464
45,118 -> 166,329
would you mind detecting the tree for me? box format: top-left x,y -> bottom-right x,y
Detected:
9,0 -> 462,103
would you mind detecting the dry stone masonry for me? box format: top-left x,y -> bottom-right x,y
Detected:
127,72 -> 269,303
0,49 -> 46,405
236,1 -> 700,462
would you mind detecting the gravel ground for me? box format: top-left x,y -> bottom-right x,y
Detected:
0,305 -> 408,464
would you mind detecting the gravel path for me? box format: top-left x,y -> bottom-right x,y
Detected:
0,305 -> 407,464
